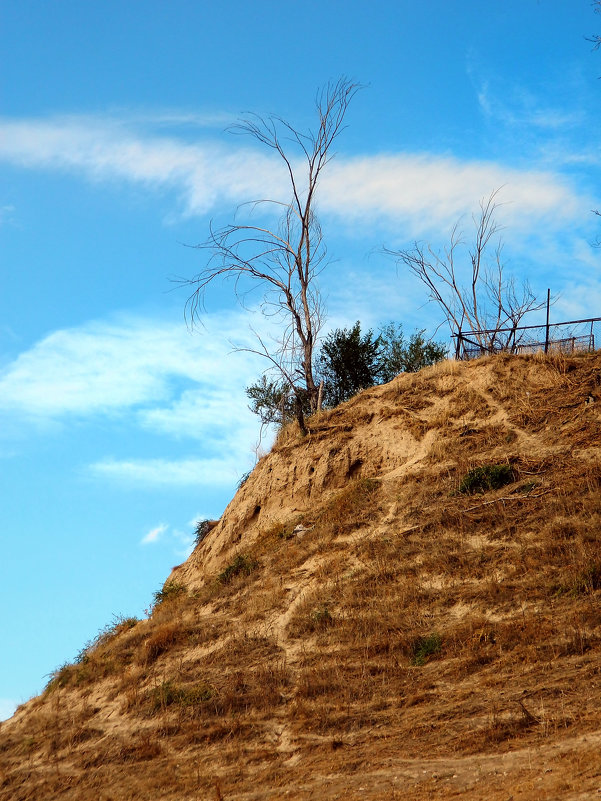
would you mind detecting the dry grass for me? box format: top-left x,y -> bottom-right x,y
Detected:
3,353 -> 601,801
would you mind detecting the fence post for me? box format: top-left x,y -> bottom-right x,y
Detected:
544,288 -> 551,354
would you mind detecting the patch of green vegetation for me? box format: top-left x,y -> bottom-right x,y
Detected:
150,680 -> 214,713
193,519 -> 212,546
153,582 -> 187,606
312,606 -> 334,627
410,633 -> 442,666
552,562 -> 601,597
45,614 -> 139,691
218,554 -> 259,584
512,480 -> 541,495
458,464 -> 515,495
76,614 -> 139,663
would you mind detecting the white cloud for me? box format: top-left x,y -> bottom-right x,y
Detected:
0,112 -> 592,236
552,280 -> 601,321
138,385 -> 258,444
320,156 -> 585,236
114,109 -> 237,129
477,82 -> 585,132
0,323 -> 172,418
140,519 -> 205,558
0,114 -> 286,218
0,699 -> 17,722
91,456 -> 242,487
140,523 -> 168,545
0,312 -> 265,486
0,312 -> 261,422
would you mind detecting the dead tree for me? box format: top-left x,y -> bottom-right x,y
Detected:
588,0 -> 601,49
387,190 -> 545,357
183,78 -> 360,433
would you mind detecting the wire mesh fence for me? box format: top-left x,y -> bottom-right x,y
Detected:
454,317 -> 601,360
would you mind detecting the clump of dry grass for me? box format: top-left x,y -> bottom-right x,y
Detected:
44,616 -> 145,691
142,621 -> 188,665
126,634 -> 289,726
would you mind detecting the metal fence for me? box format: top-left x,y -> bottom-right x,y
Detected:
453,317 -> 601,360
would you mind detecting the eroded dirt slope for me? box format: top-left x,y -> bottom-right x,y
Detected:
2,353 -> 601,800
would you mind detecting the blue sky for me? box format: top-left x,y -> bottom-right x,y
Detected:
1,0 -> 600,720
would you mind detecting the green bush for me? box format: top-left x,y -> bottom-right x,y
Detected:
312,606 -> 334,627
193,519 -> 212,546
245,321 -> 447,424
152,582 -> 187,606
317,321 -> 382,407
458,464 -> 515,494
378,323 -> 447,381
218,554 -> 258,584
411,633 -> 442,666
150,680 -> 214,712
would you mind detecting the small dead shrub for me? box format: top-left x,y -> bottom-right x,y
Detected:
45,662 -> 77,691
143,623 -> 186,664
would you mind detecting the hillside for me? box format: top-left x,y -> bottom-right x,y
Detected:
2,352 -> 601,800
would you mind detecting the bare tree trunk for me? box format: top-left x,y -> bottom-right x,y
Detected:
294,393 -> 307,436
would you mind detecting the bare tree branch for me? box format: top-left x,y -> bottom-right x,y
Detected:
386,190 -> 546,357
587,0 -> 601,49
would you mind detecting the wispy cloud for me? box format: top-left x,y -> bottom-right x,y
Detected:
0,312 -> 265,486
0,699 -> 17,722
139,518 -> 202,557
0,114 -> 286,218
477,81 -> 585,132
0,312 -> 261,422
138,386 -> 258,445
113,108 -> 237,129
140,522 -> 168,545
0,112 -> 592,235
91,456 -> 242,487
321,156 -> 584,236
